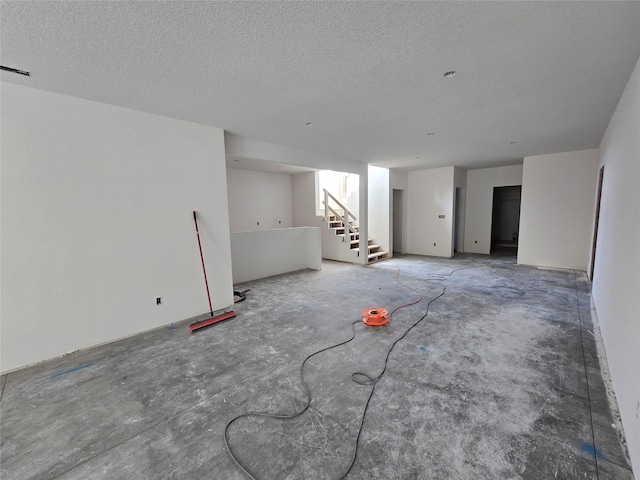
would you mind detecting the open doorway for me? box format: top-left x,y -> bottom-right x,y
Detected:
393,189 -> 404,254
491,185 -> 521,255
454,187 -> 465,254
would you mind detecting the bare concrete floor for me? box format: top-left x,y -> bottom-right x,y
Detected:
0,254 -> 635,479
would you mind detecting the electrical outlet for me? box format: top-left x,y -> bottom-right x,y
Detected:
156,297 -> 162,305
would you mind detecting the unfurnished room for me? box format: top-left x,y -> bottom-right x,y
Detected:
1,2 -> 639,479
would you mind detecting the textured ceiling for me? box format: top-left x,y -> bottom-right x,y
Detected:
2,1 -> 639,171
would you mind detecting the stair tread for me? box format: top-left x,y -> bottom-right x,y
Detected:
367,254 -> 389,264
354,245 -> 381,251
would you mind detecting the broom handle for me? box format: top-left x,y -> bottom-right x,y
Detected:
193,211 -> 214,316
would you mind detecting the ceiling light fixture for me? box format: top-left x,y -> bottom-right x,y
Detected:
305,122 -> 313,126
443,71 -> 456,78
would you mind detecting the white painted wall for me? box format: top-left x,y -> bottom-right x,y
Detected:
368,165 -> 390,254
592,58 -> 640,476
406,167 -> 455,257
344,184 -> 360,223
1,83 -> 233,373
292,172 -> 319,227
518,149 -> 598,270
464,165 -> 523,254
226,168 -> 293,233
390,169 -> 409,190
230,227 -> 321,284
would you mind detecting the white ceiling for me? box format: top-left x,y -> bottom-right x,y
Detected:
2,1 -> 639,171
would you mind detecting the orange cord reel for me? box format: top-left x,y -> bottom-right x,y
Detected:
362,307 -> 389,326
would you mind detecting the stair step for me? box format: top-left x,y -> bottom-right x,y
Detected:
368,251 -> 388,260
354,244 -> 381,252
349,240 -> 380,253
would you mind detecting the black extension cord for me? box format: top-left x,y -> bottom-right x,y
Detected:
224,262 -> 507,479
224,287 -> 449,478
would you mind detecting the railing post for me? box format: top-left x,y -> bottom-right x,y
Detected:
324,189 -> 328,221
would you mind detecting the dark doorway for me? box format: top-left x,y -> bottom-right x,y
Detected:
491,185 -> 522,255
454,187 -> 465,253
590,166 -> 604,280
393,189 -> 404,254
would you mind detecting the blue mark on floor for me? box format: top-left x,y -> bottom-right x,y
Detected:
580,442 -> 605,459
169,325 -> 177,330
418,346 -> 427,352
48,362 -> 93,379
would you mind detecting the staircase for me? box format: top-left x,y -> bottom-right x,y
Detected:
323,189 -> 389,264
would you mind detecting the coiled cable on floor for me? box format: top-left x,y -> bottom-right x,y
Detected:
340,287 -> 446,479
223,263 -> 486,479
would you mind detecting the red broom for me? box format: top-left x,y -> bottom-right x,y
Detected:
189,211 -> 236,332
